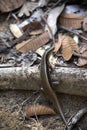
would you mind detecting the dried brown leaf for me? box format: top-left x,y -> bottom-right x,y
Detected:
45,4 -> 65,35
0,0 -> 24,12
30,29 -> 43,35
22,21 -> 43,32
10,21 -> 43,38
77,51 -> 87,66
26,104 -> 55,117
62,47 -> 73,61
79,43 -> 87,54
61,35 -> 79,61
16,31 -> 50,52
62,36 -> 73,61
68,36 -> 79,52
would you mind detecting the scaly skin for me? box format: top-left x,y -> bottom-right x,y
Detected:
40,46 -> 69,129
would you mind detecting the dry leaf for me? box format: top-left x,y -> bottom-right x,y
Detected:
38,0 -> 49,7
36,47 -> 45,56
21,21 -> 43,32
79,43 -> 87,53
18,1 -> 38,17
16,31 -> 50,52
18,3 -> 30,17
10,24 -> 23,38
25,123 -> 48,130
28,21 -> 44,35
30,29 -> 43,35
26,104 -> 55,117
77,51 -> 87,66
30,9 -> 43,22
69,37 -> 79,52
61,35 -> 79,61
45,4 -> 65,35
62,39 -> 73,61
54,34 -> 79,61
10,21 -> 43,38
0,0 -> 24,12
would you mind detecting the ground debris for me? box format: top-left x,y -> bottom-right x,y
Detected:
0,1 -> 87,130
0,91 -> 87,130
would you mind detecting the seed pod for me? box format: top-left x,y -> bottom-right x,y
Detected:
26,104 -> 56,118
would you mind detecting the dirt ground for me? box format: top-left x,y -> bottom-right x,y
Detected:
0,7 -> 87,130
0,90 -> 87,130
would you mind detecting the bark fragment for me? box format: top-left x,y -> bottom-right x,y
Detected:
0,66 -> 87,97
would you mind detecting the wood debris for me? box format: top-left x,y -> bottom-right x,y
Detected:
0,1 -> 87,129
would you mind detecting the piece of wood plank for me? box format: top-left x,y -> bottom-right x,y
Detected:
0,66 -> 87,96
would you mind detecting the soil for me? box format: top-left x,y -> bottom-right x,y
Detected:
0,7 -> 87,130
0,91 -> 87,130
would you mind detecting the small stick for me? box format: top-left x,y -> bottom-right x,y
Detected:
73,52 -> 87,59
41,15 -> 55,44
65,108 -> 87,130
60,25 -> 87,41
44,0 -> 67,16
0,25 -> 34,53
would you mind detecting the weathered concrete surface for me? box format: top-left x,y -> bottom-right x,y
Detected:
0,65 -> 87,96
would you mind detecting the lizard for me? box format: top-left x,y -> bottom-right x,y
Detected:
40,45 -> 69,129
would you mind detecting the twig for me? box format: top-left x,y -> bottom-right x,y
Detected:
0,25 -> 34,53
0,63 -> 15,68
60,25 -> 87,41
33,95 -> 41,123
73,52 -> 87,59
65,108 -> 87,130
45,116 -> 60,130
44,0 -> 66,16
41,15 -> 55,45
21,91 -> 39,106
1,38 -> 19,58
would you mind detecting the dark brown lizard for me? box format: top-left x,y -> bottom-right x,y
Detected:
40,46 -> 69,129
